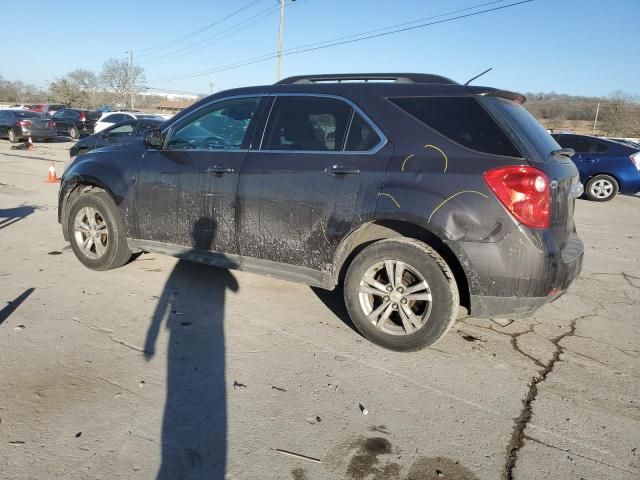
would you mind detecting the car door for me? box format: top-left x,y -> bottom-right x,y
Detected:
236,94 -> 392,273
133,96 -> 264,254
52,109 -> 71,134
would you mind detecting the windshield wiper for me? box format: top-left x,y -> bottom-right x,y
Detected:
551,148 -> 575,157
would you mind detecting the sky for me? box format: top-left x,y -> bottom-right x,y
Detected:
2,0 -> 639,98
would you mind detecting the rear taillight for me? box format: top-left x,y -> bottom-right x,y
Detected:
630,152 -> 640,171
483,165 -> 550,229
18,120 -> 32,127
79,113 -> 87,122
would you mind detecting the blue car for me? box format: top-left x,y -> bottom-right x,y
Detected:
552,133 -> 640,201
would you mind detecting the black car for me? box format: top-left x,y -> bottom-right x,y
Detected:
59,73 -> 584,351
69,118 -> 165,157
0,109 -> 57,143
52,108 -> 101,140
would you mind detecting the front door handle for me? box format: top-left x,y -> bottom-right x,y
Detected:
582,157 -> 597,163
206,166 -> 235,175
325,165 -> 360,175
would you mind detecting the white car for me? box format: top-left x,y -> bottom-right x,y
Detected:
94,111 -> 165,133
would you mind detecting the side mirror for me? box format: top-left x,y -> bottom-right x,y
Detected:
144,128 -> 164,149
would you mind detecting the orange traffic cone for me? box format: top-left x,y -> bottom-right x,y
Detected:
46,162 -> 59,183
27,136 -> 34,150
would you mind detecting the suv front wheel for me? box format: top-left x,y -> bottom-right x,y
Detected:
344,238 -> 459,351
67,191 -> 132,270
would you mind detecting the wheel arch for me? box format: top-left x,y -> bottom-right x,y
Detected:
60,180 -> 115,241
332,219 -> 470,311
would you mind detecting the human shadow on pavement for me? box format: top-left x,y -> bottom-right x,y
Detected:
0,287 -> 35,325
144,218 -> 238,479
0,204 -> 38,230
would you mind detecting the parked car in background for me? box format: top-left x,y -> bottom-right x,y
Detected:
52,108 -> 101,139
29,103 -> 66,118
69,118 -> 164,157
59,73 -> 584,351
0,109 -> 56,143
94,111 -> 165,133
552,133 -> 640,201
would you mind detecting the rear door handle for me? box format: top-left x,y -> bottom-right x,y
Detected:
325,165 -> 360,175
206,166 -> 235,175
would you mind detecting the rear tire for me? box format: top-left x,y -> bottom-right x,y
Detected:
585,174 -> 618,201
344,238 -> 459,351
67,191 -> 132,271
8,128 -> 18,143
68,126 -> 79,140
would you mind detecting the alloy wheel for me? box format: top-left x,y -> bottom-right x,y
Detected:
358,260 -> 433,335
73,207 -> 109,259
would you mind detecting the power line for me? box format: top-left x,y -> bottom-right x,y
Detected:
136,0 -> 267,56
139,4 -> 281,66
148,0 -> 534,83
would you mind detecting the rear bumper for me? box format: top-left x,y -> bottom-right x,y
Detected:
19,128 -> 56,140
449,228 -> 584,319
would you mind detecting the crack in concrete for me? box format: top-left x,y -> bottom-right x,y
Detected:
523,435 -> 640,477
458,319 -> 546,369
502,314 -> 589,480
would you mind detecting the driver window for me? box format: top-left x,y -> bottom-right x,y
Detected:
106,123 -> 134,137
167,97 -> 260,151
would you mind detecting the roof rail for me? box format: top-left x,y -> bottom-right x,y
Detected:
275,73 -> 458,85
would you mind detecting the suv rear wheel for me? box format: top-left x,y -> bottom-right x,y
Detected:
67,191 -> 131,270
8,128 -> 18,143
585,174 -> 618,201
344,238 -> 459,351
68,126 -> 79,140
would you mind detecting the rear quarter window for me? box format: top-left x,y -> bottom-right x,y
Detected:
390,96 -> 521,157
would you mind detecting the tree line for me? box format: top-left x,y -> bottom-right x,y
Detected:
1,66 -> 638,137
0,58 -> 150,109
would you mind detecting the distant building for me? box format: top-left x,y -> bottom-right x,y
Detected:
154,98 -> 194,114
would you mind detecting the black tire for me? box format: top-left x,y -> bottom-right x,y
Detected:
8,128 -> 18,143
68,126 -> 79,140
585,174 -> 618,202
344,238 -> 459,351
67,191 -> 132,271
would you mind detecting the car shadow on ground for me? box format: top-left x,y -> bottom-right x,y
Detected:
143,218 -> 238,479
310,286 -> 360,335
0,204 -> 39,230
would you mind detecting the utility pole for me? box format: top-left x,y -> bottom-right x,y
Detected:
276,0 -> 286,81
209,81 -> 214,94
129,49 -> 134,110
592,102 -> 601,136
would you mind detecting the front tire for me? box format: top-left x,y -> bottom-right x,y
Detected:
68,126 -> 79,140
344,238 -> 459,351
67,191 -> 132,270
585,174 -> 618,201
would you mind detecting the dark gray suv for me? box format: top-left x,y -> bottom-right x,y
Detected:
58,73 -> 584,351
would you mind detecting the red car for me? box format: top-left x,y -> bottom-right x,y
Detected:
28,103 -> 66,118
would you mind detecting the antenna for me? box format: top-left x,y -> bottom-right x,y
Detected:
464,67 -> 493,86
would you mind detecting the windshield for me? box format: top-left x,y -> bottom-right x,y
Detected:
481,96 -> 563,162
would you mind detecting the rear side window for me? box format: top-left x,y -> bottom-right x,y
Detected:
391,96 -> 521,157
263,96 -> 352,151
345,113 -> 381,151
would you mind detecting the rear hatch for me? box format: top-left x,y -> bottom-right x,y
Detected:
16,113 -> 54,133
477,92 -> 580,251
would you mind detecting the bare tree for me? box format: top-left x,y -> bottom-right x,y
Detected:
48,78 -> 90,107
601,91 -> 640,137
99,59 -> 145,107
68,69 -> 99,93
